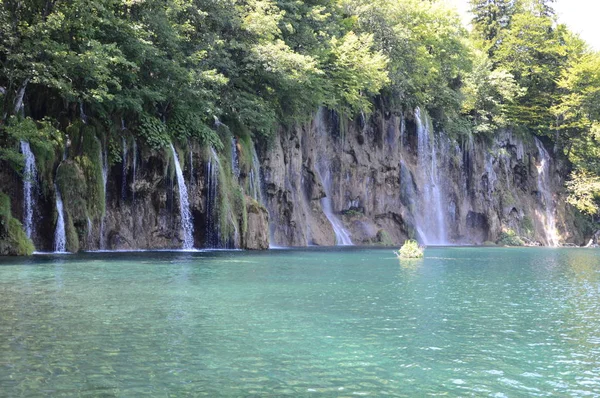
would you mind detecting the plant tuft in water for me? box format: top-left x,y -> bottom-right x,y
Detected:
396,239 -> 424,259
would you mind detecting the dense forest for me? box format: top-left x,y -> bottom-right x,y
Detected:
1,0 -> 599,253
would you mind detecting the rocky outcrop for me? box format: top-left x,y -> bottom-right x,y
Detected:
2,105 -> 591,254
260,107 -> 585,247
244,198 -> 270,250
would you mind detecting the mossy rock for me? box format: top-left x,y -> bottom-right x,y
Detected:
0,192 -> 34,255
56,160 -> 88,223
497,229 -> 525,246
375,229 -> 394,246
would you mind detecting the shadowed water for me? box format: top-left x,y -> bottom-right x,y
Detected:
0,247 -> 599,396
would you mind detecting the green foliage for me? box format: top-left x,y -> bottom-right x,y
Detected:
138,114 -> 170,150
566,171 -> 600,216
343,209 -> 364,218
325,32 -> 389,115
497,228 -> 525,246
0,117 -> 59,174
461,49 -> 524,133
398,239 -> 424,258
0,191 -> 34,255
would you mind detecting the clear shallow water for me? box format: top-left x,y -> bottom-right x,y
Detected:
1,247 -> 599,396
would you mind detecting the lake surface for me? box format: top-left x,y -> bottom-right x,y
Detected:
1,247 -> 599,396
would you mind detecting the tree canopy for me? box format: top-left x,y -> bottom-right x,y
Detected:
1,0 -> 600,217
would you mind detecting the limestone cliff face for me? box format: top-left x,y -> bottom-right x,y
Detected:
261,107 -> 583,247
2,106 -> 587,254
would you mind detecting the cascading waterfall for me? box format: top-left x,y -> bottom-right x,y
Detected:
534,138 -> 560,247
205,148 -> 221,247
170,144 -> 194,250
413,107 -> 448,245
54,185 -> 67,253
189,146 -> 194,183
99,141 -> 108,249
231,137 -> 240,178
249,146 -> 264,203
484,155 -> 497,197
132,139 -> 138,235
121,137 -> 128,200
79,102 -> 87,124
20,141 -> 37,239
315,108 -> 353,246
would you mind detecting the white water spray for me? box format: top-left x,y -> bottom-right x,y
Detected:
20,141 -> 37,238
170,144 -> 194,249
99,141 -> 108,249
534,138 -> 559,247
315,108 -> 353,246
54,185 -> 67,253
413,108 -> 448,245
205,148 -> 221,248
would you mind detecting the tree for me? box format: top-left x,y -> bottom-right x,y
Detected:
469,0 -> 514,58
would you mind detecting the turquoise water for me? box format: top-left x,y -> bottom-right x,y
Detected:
1,247 -> 599,396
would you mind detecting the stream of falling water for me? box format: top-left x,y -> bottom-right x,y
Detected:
54,185 -> 67,253
534,138 -> 560,247
99,141 -> 108,249
20,141 -> 37,239
170,144 -> 194,250
121,137 -> 127,200
413,108 -> 448,245
205,148 -> 221,248
315,108 -> 353,246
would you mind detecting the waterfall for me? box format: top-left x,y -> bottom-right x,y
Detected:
99,141 -> 108,249
484,154 -> 497,197
189,146 -> 194,183
170,144 -> 194,250
412,107 -> 448,245
205,148 -> 221,248
54,185 -> 67,253
132,139 -> 138,236
20,141 -> 37,239
249,146 -> 264,203
121,137 -> 127,200
534,138 -> 560,247
315,108 -> 353,246
231,137 -> 240,178
399,117 -> 406,151
79,102 -> 87,124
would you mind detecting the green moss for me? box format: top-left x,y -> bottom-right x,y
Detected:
342,209 -> 363,218
65,213 -> 80,253
66,121 -> 84,158
520,216 -> 534,237
0,192 -> 34,255
236,133 -> 255,174
375,229 -> 394,246
497,229 -> 525,246
500,190 -> 516,207
56,161 -> 88,223
78,126 -> 105,219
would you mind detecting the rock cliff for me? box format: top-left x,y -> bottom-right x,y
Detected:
1,106 -> 588,254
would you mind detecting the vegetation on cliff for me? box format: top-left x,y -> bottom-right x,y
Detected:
0,0 -> 600,251
0,191 -> 34,255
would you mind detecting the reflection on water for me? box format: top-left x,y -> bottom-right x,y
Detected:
0,248 -> 599,395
